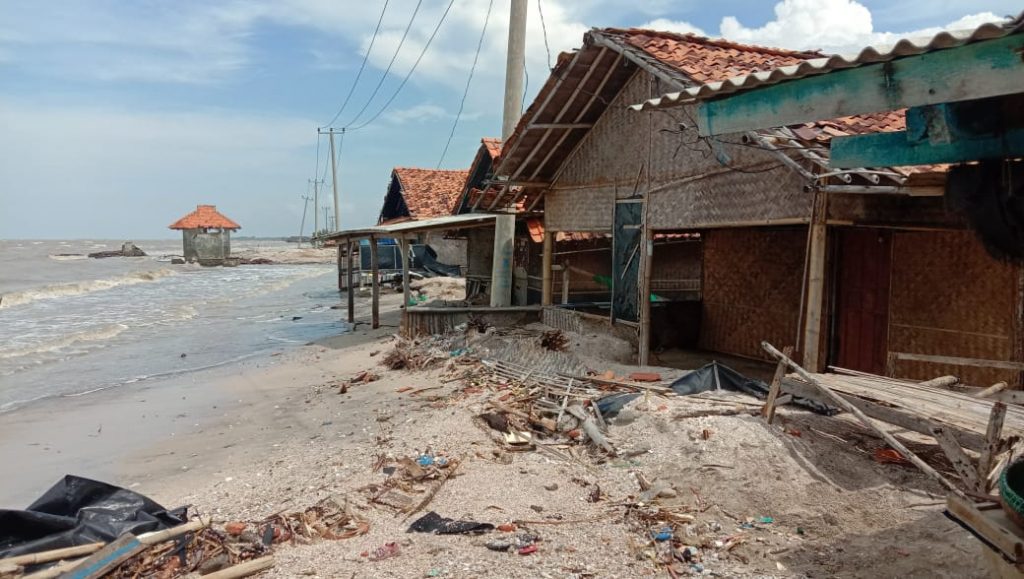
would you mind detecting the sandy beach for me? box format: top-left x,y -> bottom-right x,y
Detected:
1,289 -> 990,578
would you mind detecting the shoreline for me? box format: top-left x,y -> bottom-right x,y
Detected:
0,293 -> 403,507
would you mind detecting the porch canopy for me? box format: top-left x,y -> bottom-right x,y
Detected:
324,213 -> 498,329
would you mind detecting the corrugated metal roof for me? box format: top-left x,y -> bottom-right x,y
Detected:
326,213 -> 497,241
629,15 -> 1024,112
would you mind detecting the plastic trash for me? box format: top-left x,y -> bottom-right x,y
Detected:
368,542 -> 401,561
759,516 -> 775,524
417,454 -> 435,467
517,544 -> 538,555
407,511 -> 494,535
485,540 -> 512,552
653,527 -> 673,541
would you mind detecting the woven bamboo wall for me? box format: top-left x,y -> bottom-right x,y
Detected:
888,230 -> 1022,386
548,71 -> 811,231
700,228 -> 806,361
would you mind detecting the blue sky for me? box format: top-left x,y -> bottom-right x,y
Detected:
0,0 -> 1018,238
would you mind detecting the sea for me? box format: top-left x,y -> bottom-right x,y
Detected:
0,239 -> 345,414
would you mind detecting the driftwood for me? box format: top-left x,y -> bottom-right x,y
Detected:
565,405 -> 614,454
402,459 -> 461,520
763,346 -> 794,424
930,425 -> 982,491
763,341 -> 965,497
201,556 -> 275,579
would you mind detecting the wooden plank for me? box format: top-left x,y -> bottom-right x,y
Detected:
763,341 -> 964,496
979,402 -> 1009,487
763,346 -> 795,424
893,352 -> 1024,372
831,127 -> 1024,168
369,236 -> 379,329
0,543 -> 103,568
947,494 -> 1024,562
696,34 -> 1024,136
930,424 -> 982,491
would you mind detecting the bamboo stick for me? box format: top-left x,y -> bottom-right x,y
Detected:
200,556 -> 274,579
975,382 -> 1009,399
764,341 -> 965,497
763,346 -> 794,424
0,543 -> 103,568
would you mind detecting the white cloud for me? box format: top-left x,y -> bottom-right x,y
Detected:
719,0 -> 1009,52
638,19 -> 706,36
386,103 -> 449,124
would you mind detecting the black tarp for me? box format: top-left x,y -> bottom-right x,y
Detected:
0,475 -> 186,558
668,362 -> 837,415
411,245 -> 461,278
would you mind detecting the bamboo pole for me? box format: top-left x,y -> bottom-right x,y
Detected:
762,341 -> 965,497
400,238 -> 411,309
975,382 -> 1009,398
801,193 -> 828,371
763,345 -> 794,424
0,544 -> 103,568
201,556 -> 275,579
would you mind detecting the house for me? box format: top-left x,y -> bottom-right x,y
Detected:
492,26 -> 1023,386
377,167 -> 470,268
168,204 -> 240,265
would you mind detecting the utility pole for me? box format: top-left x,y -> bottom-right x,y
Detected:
308,178 -> 324,247
322,205 -> 330,235
491,0 -> 527,307
502,0 -> 528,141
298,194 -> 312,248
318,127 -> 343,233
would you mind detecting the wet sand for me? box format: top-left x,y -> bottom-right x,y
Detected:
0,293 -> 402,508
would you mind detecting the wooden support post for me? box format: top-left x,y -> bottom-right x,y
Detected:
369,235 -> 379,329
979,402 -> 1008,491
400,238 -> 411,309
561,260 -> 570,305
930,425 -> 981,491
763,345 -> 794,424
541,230 -> 553,306
801,193 -> 827,371
346,240 -> 355,324
762,341 -> 965,497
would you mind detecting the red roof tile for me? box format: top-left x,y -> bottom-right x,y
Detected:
168,205 -> 240,230
481,137 -> 502,161
601,28 -> 820,84
393,167 -> 470,219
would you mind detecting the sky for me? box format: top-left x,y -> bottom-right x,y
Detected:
0,0 -> 1019,239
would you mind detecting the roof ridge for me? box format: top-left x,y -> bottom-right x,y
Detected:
393,166 -> 470,173
596,27 -> 824,59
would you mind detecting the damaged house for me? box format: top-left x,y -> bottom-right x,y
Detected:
490,27 -> 1023,386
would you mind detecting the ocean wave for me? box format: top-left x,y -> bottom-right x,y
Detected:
48,254 -> 88,261
0,323 -> 129,360
0,269 -> 175,309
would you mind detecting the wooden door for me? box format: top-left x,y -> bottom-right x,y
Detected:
835,229 -> 892,374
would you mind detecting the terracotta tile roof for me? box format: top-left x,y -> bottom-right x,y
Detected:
168,205 -> 240,230
789,111 -> 907,141
393,167 -> 470,219
600,28 -> 821,84
481,138 -> 502,160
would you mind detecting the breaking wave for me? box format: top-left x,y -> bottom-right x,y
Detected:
0,324 -> 129,360
0,269 -> 175,309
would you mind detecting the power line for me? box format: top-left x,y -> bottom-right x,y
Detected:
537,0 -> 552,70
344,0 -> 424,128
437,0 -> 494,168
348,0 -> 457,131
323,0 -> 391,127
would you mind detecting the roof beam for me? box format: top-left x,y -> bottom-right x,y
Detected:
527,123 -> 594,129
696,33 -> 1024,136
831,126 -> 1024,168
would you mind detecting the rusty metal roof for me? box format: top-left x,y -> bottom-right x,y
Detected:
629,15 -> 1024,112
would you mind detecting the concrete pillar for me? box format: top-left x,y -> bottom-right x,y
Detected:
489,215 -> 515,307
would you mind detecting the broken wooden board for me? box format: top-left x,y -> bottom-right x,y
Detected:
947,494 -> 1024,564
780,373 -> 1024,452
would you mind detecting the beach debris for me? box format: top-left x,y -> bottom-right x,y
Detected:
261,496 -> 370,542
540,329 -> 569,352
382,339 -> 446,371
88,242 -> 147,259
406,512 -> 494,535
366,542 -> 401,561
629,372 -> 662,382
